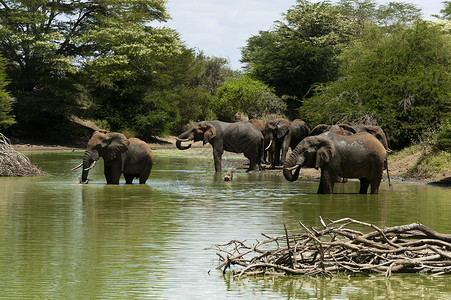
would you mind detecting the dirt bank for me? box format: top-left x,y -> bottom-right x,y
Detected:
12,136 -> 450,185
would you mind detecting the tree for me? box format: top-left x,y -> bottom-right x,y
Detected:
436,1 -> 451,19
300,21 -> 451,149
0,54 -> 15,129
0,0 -> 174,137
241,0 -> 423,119
242,0 -> 350,101
212,75 -> 286,121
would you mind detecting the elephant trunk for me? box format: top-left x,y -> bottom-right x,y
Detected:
283,165 -> 301,182
81,150 -> 99,184
282,154 -> 304,182
175,131 -> 193,150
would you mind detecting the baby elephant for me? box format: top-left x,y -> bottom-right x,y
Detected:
72,131 -> 153,184
283,131 -> 386,194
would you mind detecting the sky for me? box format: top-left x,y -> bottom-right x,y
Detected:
163,0 -> 447,70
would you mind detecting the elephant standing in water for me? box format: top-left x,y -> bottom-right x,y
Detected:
175,121 -> 263,172
72,131 -> 154,184
283,131 -> 386,194
264,118 -> 310,168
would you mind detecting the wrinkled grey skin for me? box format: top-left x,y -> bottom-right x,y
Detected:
176,121 -> 263,172
310,124 -> 389,151
248,119 -> 273,164
283,131 -> 386,194
264,118 -> 310,167
75,131 -> 154,184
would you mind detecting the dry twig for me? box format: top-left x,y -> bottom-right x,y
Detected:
211,218 -> 451,278
0,133 -> 46,176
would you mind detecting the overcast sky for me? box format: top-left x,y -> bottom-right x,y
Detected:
164,0 -> 447,70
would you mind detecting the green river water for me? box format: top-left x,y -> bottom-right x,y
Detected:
0,149 -> 450,299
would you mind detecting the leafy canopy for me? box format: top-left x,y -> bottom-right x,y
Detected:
0,0 -> 179,137
301,21 -> 451,149
0,54 -> 15,129
213,75 -> 286,121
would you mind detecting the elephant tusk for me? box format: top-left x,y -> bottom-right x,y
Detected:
175,137 -> 192,142
71,162 -> 83,170
84,160 -> 97,171
265,139 -> 273,151
283,164 -> 300,171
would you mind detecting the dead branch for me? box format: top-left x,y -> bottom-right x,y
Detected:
0,133 -> 47,176
211,218 -> 451,278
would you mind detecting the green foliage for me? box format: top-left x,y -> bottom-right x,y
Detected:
242,0 -> 349,101
241,0 -> 425,119
301,21 -> 451,149
436,121 -> 451,151
212,75 -> 286,121
0,54 -> 15,129
436,1 -> 451,19
0,0 -> 172,138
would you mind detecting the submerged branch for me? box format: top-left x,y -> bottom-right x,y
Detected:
210,218 -> 451,278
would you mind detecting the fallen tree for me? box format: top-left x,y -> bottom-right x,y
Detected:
211,218 -> 451,278
0,133 -> 46,176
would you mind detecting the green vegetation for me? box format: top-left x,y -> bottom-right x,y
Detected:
0,54 -> 15,128
0,0 -> 449,170
212,75 -> 286,121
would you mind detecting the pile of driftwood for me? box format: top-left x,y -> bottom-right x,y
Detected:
212,218 -> 451,278
0,133 -> 46,176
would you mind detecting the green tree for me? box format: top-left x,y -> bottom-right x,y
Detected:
242,0 -> 350,100
0,54 -> 15,129
436,1 -> 451,19
0,0 -> 173,137
301,21 -> 451,149
213,75 -> 286,121
241,0 -> 423,119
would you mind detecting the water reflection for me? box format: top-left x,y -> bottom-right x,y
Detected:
0,150 -> 450,299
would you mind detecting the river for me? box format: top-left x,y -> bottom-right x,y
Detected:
0,149 -> 450,299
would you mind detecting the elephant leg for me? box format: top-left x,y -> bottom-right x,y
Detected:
124,174 -> 135,184
213,147 -> 224,172
104,166 -> 113,184
272,142 -> 281,168
370,178 -> 381,194
319,169 -> 334,194
359,178 -> 370,194
139,165 -> 152,184
109,160 -> 122,184
244,152 -> 259,172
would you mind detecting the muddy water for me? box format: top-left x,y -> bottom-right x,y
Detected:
0,149 -> 450,299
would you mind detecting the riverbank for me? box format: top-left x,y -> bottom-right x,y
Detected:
12,137 -> 451,185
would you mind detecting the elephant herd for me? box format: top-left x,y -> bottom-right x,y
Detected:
72,119 -> 390,194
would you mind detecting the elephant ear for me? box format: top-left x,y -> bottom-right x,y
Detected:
203,123 -> 216,145
276,122 -> 290,139
104,133 -> 130,161
310,124 -> 331,136
315,138 -> 335,169
337,124 -> 357,134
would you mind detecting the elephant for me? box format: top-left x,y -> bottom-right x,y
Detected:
72,131 -> 154,184
248,119 -> 274,164
283,131 -> 386,194
310,124 -> 390,151
264,118 -> 310,168
175,121 -> 263,172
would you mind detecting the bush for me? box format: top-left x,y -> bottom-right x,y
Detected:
212,76 -> 286,121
